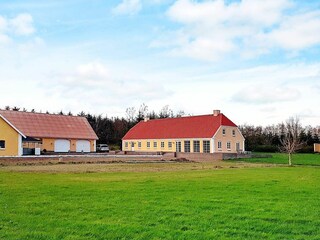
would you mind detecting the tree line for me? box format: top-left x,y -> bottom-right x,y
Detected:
239,122 -> 319,153
2,105 -> 187,147
2,105 -> 319,152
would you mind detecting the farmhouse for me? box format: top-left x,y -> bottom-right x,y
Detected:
0,110 -> 98,156
122,110 -> 245,154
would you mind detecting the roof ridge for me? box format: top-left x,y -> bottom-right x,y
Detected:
139,114 -> 215,122
0,109 -> 86,119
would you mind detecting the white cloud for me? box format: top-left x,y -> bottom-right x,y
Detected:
112,0 -> 142,15
9,13 -> 35,35
0,16 -> 7,31
265,11 -> 320,50
44,61 -> 172,112
232,85 -> 300,104
0,13 -> 36,46
159,0 -> 320,61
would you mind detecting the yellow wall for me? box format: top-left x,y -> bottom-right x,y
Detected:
122,126 -> 245,154
42,138 -> 96,152
0,117 -> 20,156
123,138 -> 212,153
42,138 -> 55,151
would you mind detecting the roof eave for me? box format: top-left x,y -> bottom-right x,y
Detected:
0,113 -> 26,138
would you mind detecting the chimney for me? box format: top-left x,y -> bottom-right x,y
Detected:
144,117 -> 150,122
213,110 -> 220,116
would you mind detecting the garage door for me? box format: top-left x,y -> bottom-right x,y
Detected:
54,139 -> 70,152
76,140 -> 90,153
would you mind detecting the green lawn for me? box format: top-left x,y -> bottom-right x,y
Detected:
236,153 -> 320,166
1,165 -> 320,239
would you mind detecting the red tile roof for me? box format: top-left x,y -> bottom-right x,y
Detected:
122,113 -> 237,140
0,110 -> 98,140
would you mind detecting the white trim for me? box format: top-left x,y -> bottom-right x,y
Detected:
93,140 -> 96,152
212,126 -> 222,139
0,114 -> 26,138
211,138 -> 215,153
236,127 -> 246,141
18,135 -> 23,156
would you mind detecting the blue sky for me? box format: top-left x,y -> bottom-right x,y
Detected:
0,0 -> 319,126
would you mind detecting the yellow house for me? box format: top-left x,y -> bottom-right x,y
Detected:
0,110 -> 98,156
122,110 -> 245,154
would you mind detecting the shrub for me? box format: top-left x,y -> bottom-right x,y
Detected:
253,145 -> 278,153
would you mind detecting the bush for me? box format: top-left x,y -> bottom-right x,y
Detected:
297,146 -> 314,153
253,145 -> 278,153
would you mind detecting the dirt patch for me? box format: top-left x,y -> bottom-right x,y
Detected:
0,161 -> 280,173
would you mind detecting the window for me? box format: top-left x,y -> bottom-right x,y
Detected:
218,141 -> 222,149
153,142 -> 157,148
161,142 -> 165,148
203,140 -> 210,153
168,142 -> 172,149
222,129 -> 226,135
184,141 -> 190,152
176,141 -> 181,152
138,142 -> 141,148
125,142 -> 128,148
0,140 -> 5,149
227,142 -> 231,150
232,130 -> 236,136
147,142 -> 150,148
193,140 -> 200,152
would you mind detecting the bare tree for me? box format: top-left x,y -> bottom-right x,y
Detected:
137,103 -> 148,121
279,117 -> 305,166
125,107 -> 136,124
159,105 -> 173,118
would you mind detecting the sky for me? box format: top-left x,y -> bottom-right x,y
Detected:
0,0 -> 319,126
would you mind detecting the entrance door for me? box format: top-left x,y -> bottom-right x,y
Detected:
176,141 -> 181,152
131,142 -> 135,151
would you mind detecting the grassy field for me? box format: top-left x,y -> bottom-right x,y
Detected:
1,162 -> 320,239
236,153 -> 320,166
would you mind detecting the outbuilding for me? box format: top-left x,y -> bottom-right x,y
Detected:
0,110 -> 98,156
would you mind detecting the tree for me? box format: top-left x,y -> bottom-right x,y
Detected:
279,117 -> 305,166
125,107 -> 136,125
137,103 -> 148,122
159,105 -> 173,118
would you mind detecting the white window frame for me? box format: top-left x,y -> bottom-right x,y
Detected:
184,140 -> 190,153
222,129 -> 226,135
203,140 -> 210,153
161,142 -> 165,148
168,142 -> 172,149
218,141 -> 222,149
227,141 -> 231,150
193,140 -> 200,153
153,142 -> 157,148
147,142 -> 150,148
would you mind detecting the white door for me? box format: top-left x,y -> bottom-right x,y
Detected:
76,140 -> 91,153
54,139 -> 70,152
